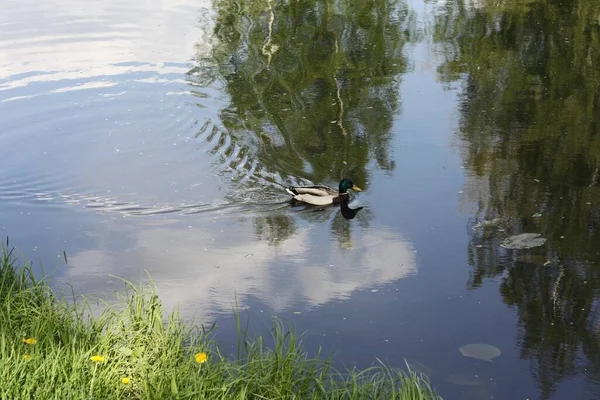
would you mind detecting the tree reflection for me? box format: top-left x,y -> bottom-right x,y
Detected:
252,198 -> 367,249
189,0 -> 416,190
187,0 -> 416,250
253,213 -> 298,245
434,0 -> 600,398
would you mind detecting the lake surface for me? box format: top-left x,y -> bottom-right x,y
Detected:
2,0 -> 600,398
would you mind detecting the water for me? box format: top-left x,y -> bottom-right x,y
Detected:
2,0 -> 600,398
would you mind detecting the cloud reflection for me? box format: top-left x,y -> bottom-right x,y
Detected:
61,216 -> 416,321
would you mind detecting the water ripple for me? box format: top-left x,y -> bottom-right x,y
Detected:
0,0 -> 314,218
0,0 -> 233,214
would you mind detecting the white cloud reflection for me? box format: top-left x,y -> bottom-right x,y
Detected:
61,218 -> 417,322
0,0 -> 212,71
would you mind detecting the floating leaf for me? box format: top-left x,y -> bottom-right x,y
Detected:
500,233 -> 547,250
459,343 -> 501,362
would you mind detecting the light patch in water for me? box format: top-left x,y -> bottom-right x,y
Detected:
59,223 -> 417,322
100,91 -> 126,97
51,80 -> 118,94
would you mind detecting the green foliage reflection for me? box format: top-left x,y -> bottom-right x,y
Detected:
434,0 -> 600,398
190,0 -> 417,190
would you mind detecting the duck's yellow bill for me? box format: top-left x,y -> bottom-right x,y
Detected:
352,185 -> 362,192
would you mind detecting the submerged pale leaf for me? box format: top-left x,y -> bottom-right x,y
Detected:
500,233 -> 547,250
459,343 -> 501,362
472,218 -> 502,230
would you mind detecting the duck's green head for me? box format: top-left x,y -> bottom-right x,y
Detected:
339,178 -> 362,194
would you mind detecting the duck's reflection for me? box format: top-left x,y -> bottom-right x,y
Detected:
340,196 -> 363,220
289,195 -> 364,221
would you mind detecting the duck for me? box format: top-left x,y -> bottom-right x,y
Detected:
285,178 -> 362,206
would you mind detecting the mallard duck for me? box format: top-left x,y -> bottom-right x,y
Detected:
285,178 -> 362,206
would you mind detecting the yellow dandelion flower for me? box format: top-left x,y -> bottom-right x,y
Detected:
22,338 -> 37,345
194,352 -> 208,364
23,354 -> 32,360
121,377 -> 131,384
90,355 -> 105,363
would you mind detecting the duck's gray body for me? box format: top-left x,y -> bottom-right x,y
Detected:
285,185 -> 345,205
286,179 -> 361,206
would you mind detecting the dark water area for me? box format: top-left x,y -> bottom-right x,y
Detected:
2,0 -> 600,398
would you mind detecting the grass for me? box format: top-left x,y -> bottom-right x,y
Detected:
0,241 -> 442,400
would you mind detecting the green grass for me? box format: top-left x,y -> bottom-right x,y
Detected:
0,242 -> 442,400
